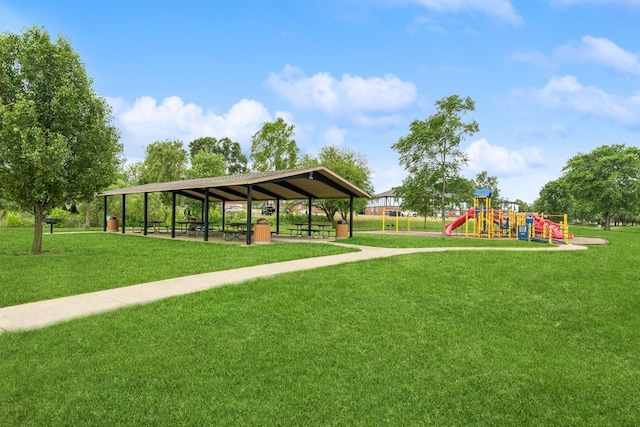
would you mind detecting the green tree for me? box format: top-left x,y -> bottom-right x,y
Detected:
395,175 -> 473,221
392,172 -> 440,218
188,136 -> 248,174
447,176 -> 475,209
0,26 -> 122,254
250,118 -> 299,171
533,178 -> 573,216
122,161 -> 145,185
300,146 -> 373,224
188,151 -> 226,179
140,139 -> 188,185
392,95 -> 479,236
562,144 -> 640,230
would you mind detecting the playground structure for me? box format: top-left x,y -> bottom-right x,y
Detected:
445,190 -> 572,244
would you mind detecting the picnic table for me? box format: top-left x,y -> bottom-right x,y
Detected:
288,222 -> 307,237
177,220 -> 219,236
312,223 -> 333,238
133,220 -> 167,234
288,222 -> 332,238
224,222 -> 248,241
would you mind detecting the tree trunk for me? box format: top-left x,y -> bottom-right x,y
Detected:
604,212 -> 611,230
85,201 -> 91,228
440,178 -> 447,238
33,205 -> 45,255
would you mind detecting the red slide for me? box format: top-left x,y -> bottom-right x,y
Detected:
445,208 -> 475,236
533,216 -> 570,240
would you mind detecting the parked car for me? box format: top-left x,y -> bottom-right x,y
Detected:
261,205 -> 275,215
404,211 -> 418,217
225,206 -> 243,214
387,210 -> 401,217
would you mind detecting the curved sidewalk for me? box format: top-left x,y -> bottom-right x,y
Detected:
0,243 -> 587,333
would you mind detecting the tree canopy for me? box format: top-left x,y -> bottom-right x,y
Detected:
561,144 -> 640,230
0,26 -> 122,254
533,178 -> 573,217
188,151 -> 226,179
139,139 -> 188,185
392,94 -> 479,236
300,145 -> 374,224
250,118 -> 299,172
188,136 -> 247,175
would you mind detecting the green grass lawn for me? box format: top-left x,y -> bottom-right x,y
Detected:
0,228 -> 358,307
353,214 -> 444,231
1,226 -> 639,425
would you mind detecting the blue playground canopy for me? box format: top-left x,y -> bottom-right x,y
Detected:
474,189 -> 492,198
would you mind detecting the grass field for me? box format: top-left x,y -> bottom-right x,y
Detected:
1,225 -> 639,425
0,228 -> 358,308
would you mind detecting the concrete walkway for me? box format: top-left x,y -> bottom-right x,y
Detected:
0,242 -> 587,333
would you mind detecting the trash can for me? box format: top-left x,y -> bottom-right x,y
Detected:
253,218 -> 271,243
107,216 -> 119,232
335,220 -> 348,238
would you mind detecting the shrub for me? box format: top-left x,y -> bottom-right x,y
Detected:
4,212 -> 23,227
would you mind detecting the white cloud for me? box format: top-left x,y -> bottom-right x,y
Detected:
405,0 -> 522,24
265,65 -> 418,126
465,138 -> 545,176
323,126 -> 347,146
533,75 -> 640,127
110,96 -> 273,161
464,139 -> 552,202
555,35 -> 640,75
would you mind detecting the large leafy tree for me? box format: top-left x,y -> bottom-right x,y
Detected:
392,95 -> 479,236
250,118 -> 299,171
139,139 -> 188,184
533,178 -> 574,217
300,146 -> 373,224
562,144 -> 640,230
139,139 -> 188,205
188,151 -> 226,179
0,26 -> 122,254
188,136 -> 247,174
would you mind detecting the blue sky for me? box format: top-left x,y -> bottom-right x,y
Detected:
2,0 -> 639,203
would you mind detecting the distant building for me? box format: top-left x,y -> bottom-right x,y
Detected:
365,189 -> 404,215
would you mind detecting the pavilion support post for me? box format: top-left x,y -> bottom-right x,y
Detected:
203,188 -> 210,242
221,201 -> 226,230
307,197 -> 312,237
246,185 -> 253,245
171,192 -> 176,238
143,192 -> 148,236
349,196 -> 354,238
103,196 -> 108,232
276,198 -> 281,235
121,194 -> 126,234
